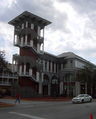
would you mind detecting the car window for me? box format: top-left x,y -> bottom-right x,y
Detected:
78,94 -> 84,97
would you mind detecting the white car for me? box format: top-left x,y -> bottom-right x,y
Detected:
72,94 -> 92,103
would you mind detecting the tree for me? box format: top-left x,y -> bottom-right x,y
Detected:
76,65 -> 95,95
0,50 -> 11,73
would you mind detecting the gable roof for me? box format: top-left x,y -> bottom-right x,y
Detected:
58,52 -> 95,66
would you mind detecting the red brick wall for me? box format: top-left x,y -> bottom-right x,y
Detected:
20,48 -> 37,59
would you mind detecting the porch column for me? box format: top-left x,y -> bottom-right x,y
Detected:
50,62 -> 52,72
43,60 -> 45,71
31,23 -> 34,29
30,40 -> 33,47
47,61 -> 49,72
21,37 -> 24,46
37,43 -> 40,52
26,21 -> 28,28
22,23 -> 24,29
85,82 -> 87,94
48,84 -> 51,96
19,65 -> 22,75
25,35 -> 27,45
61,64 -> 63,70
29,69 -> 32,76
38,26 -> 40,36
24,64 -> 26,75
60,81 -> 63,95
14,61 -> 18,72
36,72 -> 39,81
54,63 -> 56,73
39,73 -> 43,95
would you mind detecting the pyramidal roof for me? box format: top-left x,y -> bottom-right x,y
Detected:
8,11 -> 51,26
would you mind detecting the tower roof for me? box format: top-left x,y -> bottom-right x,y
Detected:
8,11 -> 51,26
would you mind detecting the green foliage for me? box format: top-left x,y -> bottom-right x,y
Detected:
77,65 -> 95,84
0,50 -> 10,73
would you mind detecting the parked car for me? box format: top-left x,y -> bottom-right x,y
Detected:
72,94 -> 92,103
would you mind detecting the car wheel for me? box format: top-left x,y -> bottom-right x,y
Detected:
82,99 -> 84,103
90,99 -> 92,102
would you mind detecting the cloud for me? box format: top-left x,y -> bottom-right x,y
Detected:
0,0 -> 96,64
0,22 -> 18,62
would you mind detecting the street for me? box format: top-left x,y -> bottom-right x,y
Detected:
0,99 -> 96,119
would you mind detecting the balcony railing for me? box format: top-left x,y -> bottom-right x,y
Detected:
19,72 -> 32,77
19,72 -> 39,82
13,54 -> 36,65
0,81 -> 12,86
37,36 -> 44,43
0,73 -> 18,79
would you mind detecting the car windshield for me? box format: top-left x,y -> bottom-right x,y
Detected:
77,94 -> 85,97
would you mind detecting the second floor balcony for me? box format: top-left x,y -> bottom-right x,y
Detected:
0,81 -> 12,86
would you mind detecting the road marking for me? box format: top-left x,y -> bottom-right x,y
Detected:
9,112 -> 46,119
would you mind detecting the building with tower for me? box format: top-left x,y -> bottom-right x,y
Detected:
8,11 -> 96,97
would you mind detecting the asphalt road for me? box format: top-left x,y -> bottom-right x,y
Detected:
0,99 -> 96,119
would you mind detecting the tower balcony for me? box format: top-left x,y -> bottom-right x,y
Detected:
13,54 -> 35,65
13,54 -> 43,70
37,36 -> 44,43
14,38 -> 33,48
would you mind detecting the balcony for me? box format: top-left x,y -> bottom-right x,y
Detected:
14,39 -> 33,48
0,81 -> 12,86
37,36 -> 44,43
19,72 -> 39,82
13,54 -> 36,65
19,72 -> 31,77
0,73 -> 18,79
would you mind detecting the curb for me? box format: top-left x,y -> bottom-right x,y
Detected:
0,102 -> 15,108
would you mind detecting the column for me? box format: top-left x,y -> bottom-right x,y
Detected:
60,81 -> 63,95
14,61 -> 17,72
37,43 -> 40,52
17,36 -> 19,44
38,26 -> 40,36
36,72 -> 39,81
26,21 -> 28,28
61,63 -> 63,70
48,84 -> 51,96
31,23 -> 34,29
39,73 -> 43,94
54,63 -> 56,73
29,69 -> 32,76
14,35 -> 17,44
22,23 -> 24,29
19,65 -> 22,75
47,61 -> 49,72
25,35 -> 27,45
24,64 -> 26,75
85,82 -> 87,94
50,62 -> 52,72
43,60 -> 45,71
21,37 -> 24,46
14,33 -> 15,45
30,40 -> 33,47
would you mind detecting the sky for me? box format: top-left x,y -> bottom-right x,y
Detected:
0,0 -> 96,64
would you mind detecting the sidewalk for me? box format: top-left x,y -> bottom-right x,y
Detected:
0,102 -> 15,108
4,96 -> 72,101
0,96 -> 71,107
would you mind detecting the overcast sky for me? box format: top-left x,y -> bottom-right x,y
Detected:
0,0 -> 96,64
